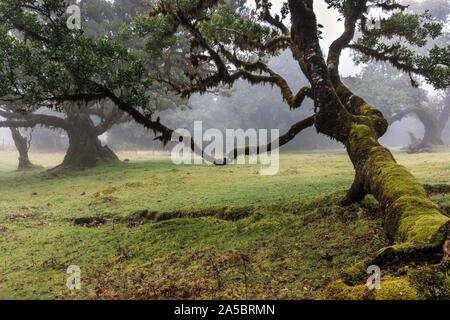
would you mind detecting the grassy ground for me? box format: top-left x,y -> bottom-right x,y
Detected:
0,150 -> 448,299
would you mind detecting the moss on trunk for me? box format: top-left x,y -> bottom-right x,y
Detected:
285,3 -> 449,297
320,120 -> 450,299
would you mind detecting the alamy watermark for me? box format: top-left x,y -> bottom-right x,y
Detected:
66,5 -> 81,30
170,121 -> 280,175
66,265 -> 81,290
366,265 -> 381,290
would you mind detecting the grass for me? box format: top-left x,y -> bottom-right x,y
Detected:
0,149 -> 448,299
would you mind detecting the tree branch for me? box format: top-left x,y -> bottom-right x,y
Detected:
0,113 -> 69,130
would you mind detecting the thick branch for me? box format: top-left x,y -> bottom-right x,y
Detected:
256,0 -> 289,35
327,9 -> 363,83
225,114 -> 315,161
184,114 -> 315,165
390,109 -> 415,124
0,114 -> 69,130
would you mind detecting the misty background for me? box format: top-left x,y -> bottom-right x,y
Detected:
0,0 -> 448,153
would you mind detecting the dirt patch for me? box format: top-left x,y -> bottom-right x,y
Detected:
127,221 -> 144,228
8,213 -> 37,220
73,216 -> 110,227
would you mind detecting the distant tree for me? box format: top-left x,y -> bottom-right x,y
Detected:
0,104 -> 36,170
9,127 -> 34,169
0,0 -> 129,169
0,101 -> 126,169
390,89 -> 449,152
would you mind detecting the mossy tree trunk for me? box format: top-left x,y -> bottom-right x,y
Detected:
9,127 -> 35,170
288,0 -> 449,271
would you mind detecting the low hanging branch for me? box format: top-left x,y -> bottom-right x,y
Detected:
103,83 -> 315,165
183,114 -> 316,165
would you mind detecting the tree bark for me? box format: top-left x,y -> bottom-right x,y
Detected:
9,127 -> 35,170
411,108 -> 445,148
56,110 -> 119,170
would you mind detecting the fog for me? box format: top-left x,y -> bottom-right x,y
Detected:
0,0 -> 448,154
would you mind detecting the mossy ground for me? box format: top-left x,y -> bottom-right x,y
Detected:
0,150 -> 448,299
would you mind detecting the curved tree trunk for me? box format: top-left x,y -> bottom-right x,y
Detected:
9,127 -> 35,170
56,109 -> 119,170
438,89 -> 450,141
390,97 -> 449,153
411,108 -> 445,152
287,1 -> 449,296
343,124 -> 448,255
422,118 -> 445,146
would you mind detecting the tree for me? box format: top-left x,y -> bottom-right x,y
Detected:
9,127 -> 34,169
128,0 -> 450,297
390,89 -> 450,152
0,0 -> 449,298
0,101 -> 125,169
0,103 -> 37,170
0,0 -> 189,148
0,0 -> 181,170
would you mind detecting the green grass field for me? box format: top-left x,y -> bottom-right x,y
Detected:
0,150 -> 448,299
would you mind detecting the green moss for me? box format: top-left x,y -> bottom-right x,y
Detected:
373,277 -> 421,300
319,276 -> 422,300
334,119 -> 449,299
346,123 -> 379,165
318,280 -> 374,300
363,150 -> 449,245
372,241 -> 444,270
342,261 -> 368,285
